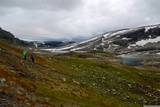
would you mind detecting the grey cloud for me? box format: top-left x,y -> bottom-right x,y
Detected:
0,0 -> 84,11
0,0 -> 160,41
128,0 -> 160,26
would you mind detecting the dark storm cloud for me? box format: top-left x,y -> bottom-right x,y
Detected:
0,0 -> 160,41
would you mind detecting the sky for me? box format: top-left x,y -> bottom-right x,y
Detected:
0,0 -> 160,41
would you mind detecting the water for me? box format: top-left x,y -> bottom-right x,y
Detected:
119,55 -> 146,66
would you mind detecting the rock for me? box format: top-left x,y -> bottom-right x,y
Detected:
126,96 -> 130,99
80,82 -> 86,86
26,103 -> 31,106
138,73 -> 142,75
10,70 -> 16,73
121,97 -> 127,100
72,80 -> 80,85
117,72 -> 121,75
154,98 -> 158,102
16,91 -> 23,95
0,78 -> 5,84
157,73 -> 160,75
113,93 -> 116,95
143,100 -> 147,104
127,84 -> 132,88
62,78 -> 66,82
92,83 -> 96,86
44,98 -> 50,102
112,89 -> 116,92
138,97 -> 144,101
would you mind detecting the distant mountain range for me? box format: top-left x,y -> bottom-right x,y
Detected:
0,27 -> 75,48
1,24 -> 160,54
53,24 -> 160,54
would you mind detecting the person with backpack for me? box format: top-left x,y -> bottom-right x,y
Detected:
23,51 -> 27,60
30,54 -> 34,62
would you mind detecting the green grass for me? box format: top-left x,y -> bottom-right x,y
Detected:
45,53 -> 160,106
1,42 -> 160,107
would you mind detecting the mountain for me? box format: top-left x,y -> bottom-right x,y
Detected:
0,27 -> 75,48
29,41 -> 75,48
0,27 -> 29,46
54,24 -> 160,54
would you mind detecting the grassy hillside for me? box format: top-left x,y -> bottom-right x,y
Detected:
0,42 -> 160,107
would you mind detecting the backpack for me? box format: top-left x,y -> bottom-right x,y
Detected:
30,54 -> 34,59
23,51 -> 27,56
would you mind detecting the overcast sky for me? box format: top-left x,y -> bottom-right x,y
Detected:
0,0 -> 160,41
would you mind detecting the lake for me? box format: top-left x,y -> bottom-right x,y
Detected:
119,55 -> 146,66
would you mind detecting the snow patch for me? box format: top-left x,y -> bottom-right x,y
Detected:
103,33 -> 112,38
70,46 -> 87,51
122,37 -> 130,40
57,44 -> 76,51
145,26 -> 158,32
112,44 -> 119,47
130,44 -> 137,47
116,35 -> 120,38
103,29 -> 134,39
108,41 -> 112,44
156,52 -> 160,55
33,42 -> 38,48
102,38 -> 106,42
135,36 -> 160,46
101,43 -> 105,46
94,48 -> 97,50
78,36 -> 101,44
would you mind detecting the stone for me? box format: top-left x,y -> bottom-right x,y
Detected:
92,83 -> 96,86
117,72 -> 121,75
17,91 -> 23,95
73,80 -> 80,85
126,96 -> 130,99
112,89 -> 116,92
128,84 -> 132,88
154,98 -> 158,102
44,98 -> 50,102
143,100 -> 147,103
0,78 -> 5,84
157,73 -> 160,75
62,78 -> 66,82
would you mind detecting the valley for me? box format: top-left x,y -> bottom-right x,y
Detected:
0,42 -> 160,107
0,24 -> 160,106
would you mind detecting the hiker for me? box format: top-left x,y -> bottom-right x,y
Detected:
30,54 -> 34,62
23,51 -> 27,60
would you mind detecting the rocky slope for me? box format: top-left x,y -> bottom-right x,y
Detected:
53,24 -> 160,54
0,42 -> 55,106
0,27 -> 28,46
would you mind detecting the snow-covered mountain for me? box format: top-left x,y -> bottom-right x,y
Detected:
52,24 -> 160,54
27,41 -> 75,48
